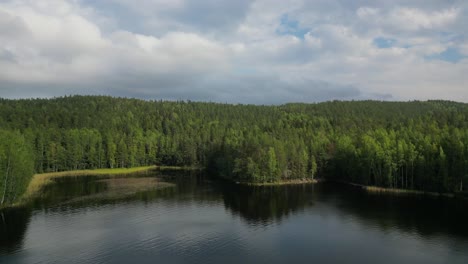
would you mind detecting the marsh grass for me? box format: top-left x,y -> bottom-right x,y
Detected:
242,178 -> 318,186
22,166 -> 161,200
335,181 -> 456,197
363,185 -> 455,197
18,165 -> 200,205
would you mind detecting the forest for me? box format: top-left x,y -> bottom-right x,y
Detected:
0,96 -> 467,206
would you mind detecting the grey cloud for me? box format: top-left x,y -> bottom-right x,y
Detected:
0,71 -> 371,105
79,0 -> 252,36
171,0 -> 252,34
0,10 -> 30,39
112,75 -> 369,105
0,49 -> 16,62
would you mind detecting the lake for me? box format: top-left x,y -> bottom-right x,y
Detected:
1,170 -> 468,264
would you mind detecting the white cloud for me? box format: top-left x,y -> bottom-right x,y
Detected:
357,6 -> 460,33
304,33 -> 322,49
388,7 -> 459,31
356,7 -> 380,19
0,1 -> 230,85
460,43 -> 468,56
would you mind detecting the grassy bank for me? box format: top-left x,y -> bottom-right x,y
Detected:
21,165 -> 198,201
239,178 -> 318,186
364,186 -> 456,198
22,166 -> 157,199
340,181 -> 457,198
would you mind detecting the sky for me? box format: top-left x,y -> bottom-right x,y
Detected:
0,0 -> 467,104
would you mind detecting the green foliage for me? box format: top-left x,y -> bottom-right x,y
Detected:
0,130 -> 34,206
0,96 -> 467,195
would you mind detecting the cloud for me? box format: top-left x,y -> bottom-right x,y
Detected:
388,7 -> 459,31
80,0 -> 252,36
0,1 -> 230,82
356,7 -> 379,19
0,0 -> 467,103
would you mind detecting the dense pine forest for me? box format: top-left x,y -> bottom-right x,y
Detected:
1,96 -> 468,206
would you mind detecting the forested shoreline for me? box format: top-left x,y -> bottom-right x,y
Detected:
1,96 -> 468,206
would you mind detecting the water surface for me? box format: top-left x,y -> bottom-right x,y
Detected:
1,171 -> 468,264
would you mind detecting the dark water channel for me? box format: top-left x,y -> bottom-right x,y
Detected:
1,170 -> 468,264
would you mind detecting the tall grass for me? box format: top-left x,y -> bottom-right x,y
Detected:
21,165 -> 201,201
363,185 -> 455,197
242,178 -> 318,186
22,166 -> 158,200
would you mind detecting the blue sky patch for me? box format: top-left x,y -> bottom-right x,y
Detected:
276,14 -> 309,39
373,37 -> 397,49
426,47 -> 466,63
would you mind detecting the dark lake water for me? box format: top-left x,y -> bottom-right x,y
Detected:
2,170 -> 468,264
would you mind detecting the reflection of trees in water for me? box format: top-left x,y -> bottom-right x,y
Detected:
221,184 -> 316,225
31,171 -> 221,211
317,183 -> 468,240
4,174 -> 468,256
0,207 -> 32,254
221,181 -> 468,240
30,175 -> 112,210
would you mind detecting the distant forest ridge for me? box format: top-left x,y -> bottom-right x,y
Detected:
1,96 -> 467,206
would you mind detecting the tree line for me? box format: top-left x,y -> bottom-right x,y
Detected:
0,96 -> 467,206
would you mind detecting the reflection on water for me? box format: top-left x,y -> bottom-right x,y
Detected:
317,184 -> 468,240
0,208 -> 31,254
1,170 -> 468,263
221,184 -> 316,226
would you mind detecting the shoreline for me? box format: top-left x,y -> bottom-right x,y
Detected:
21,165 -> 197,202
4,168 -> 464,210
335,180 -> 458,198
237,178 -> 319,186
